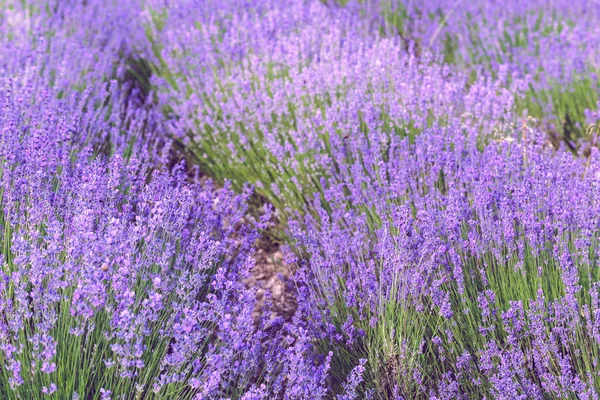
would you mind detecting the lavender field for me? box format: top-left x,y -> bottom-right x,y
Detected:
2,0 -> 600,398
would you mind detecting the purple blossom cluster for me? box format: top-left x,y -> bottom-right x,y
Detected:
3,0 -> 600,398
0,72 -> 359,398
1,0 -> 145,83
387,0 -> 600,80
389,0 -> 600,138
0,0 -> 386,396
288,121 -> 600,396
148,0 -> 526,223
0,2 -> 335,398
0,76 -> 263,398
0,0 -> 165,159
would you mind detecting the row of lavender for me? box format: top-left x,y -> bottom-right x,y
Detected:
1,0 -> 600,398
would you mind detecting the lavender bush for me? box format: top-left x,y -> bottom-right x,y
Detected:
145,0 -> 522,226
0,5 -> 343,396
381,0 -> 600,142
0,74 -> 265,398
289,122 -> 600,397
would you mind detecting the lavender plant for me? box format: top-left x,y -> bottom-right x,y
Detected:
0,77 -> 262,398
381,0 -> 600,142
145,0 -> 522,228
290,121 -> 600,397
0,0 -> 165,162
